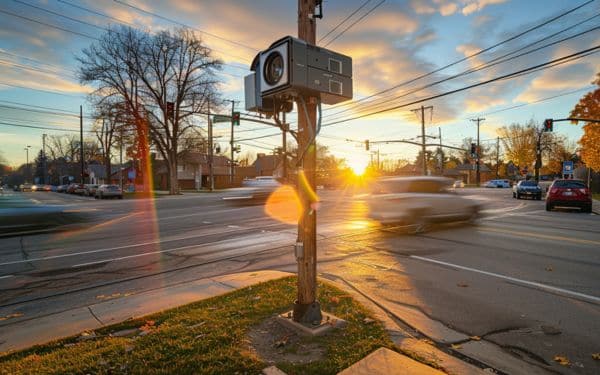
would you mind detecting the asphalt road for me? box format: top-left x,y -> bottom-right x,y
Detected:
0,188 -> 598,374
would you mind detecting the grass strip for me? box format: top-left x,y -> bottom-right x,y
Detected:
0,276 -> 394,374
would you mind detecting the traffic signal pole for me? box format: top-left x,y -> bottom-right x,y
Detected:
294,0 -> 321,324
229,100 -> 235,185
471,117 -> 484,186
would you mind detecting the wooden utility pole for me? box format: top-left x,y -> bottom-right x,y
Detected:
229,100 -> 235,185
471,117 -> 484,186
438,127 -> 443,175
411,105 -> 433,176
42,133 -> 47,184
208,97 -> 214,191
294,0 -> 321,324
80,105 -> 84,184
496,136 -> 500,179
282,111 -> 287,182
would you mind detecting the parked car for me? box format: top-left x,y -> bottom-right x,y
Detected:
513,180 -> 542,200
484,179 -> 511,188
453,180 -> 465,188
21,183 -> 33,192
546,179 -> 592,213
56,185 -> 66,193
367,176 -> 481,233
67,183 -> 85,194
84,184 -> 99,197
95,184 -> 123,199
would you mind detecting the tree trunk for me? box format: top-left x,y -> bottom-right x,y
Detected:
169,157 -> 178,195
105,156 -> 112,185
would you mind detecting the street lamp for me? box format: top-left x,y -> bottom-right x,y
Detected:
24,145 -> 31,182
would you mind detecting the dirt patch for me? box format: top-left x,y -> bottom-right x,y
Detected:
247,316 -> 326,366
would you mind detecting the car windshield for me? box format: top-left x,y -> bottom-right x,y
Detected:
553,180 -> 586,188
520,181 -> 538,186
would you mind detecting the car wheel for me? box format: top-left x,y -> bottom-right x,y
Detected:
546,203 -> 553,211
512,192 -> 516,198
516,193 -> 520,199
410,209 -> 430,234
94,195 -> 99,199
583,205 -> 592,213
118,195 -> 123,199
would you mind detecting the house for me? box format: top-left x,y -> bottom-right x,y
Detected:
253,153 -> 282,177
456,163 -> 492,184
155,151 -> 234,190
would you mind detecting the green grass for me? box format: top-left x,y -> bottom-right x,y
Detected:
0,277 -> 394,375
593,193 -> 600,201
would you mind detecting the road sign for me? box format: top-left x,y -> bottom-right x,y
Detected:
562,161 -> 574,175
213,114 -> 230,123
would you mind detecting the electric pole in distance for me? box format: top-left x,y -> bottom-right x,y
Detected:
471,117 -> 484,186
294,0 -> 321,324
412,105 -> 433,176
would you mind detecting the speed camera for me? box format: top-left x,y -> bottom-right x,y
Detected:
245,36 -> 352,113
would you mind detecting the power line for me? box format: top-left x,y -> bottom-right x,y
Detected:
0,100 -> 80,115
318,0 -> 372,43
323,24 -> 600,120
0,103 -> 81,118
320,45 -> 600,127
0,9 -> 100,40
57,0 -> 253,64
113,0 -> 259,52
0,121 -> 93,133
320,0 -> 596,113
323,0 -> 386,47
0,82 -> 86,98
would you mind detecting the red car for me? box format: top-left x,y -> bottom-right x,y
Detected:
546,179 -> 592,213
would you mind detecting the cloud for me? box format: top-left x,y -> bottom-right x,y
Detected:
462,0 -> 508,16
411,0 -> 436,15
439,3 -> 459,16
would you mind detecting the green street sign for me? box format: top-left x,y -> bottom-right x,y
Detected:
213,114 -> 230,123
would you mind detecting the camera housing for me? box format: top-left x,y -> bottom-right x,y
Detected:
245,36 -> 352,113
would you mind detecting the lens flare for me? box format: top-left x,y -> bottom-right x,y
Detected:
264,185 -> 303,224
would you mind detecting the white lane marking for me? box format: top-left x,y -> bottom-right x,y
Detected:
228,225 -> 240,228
0,222 -> 284,266
202,221 -> 212,224
410,255 -> 600,304
0,275 -> 14,280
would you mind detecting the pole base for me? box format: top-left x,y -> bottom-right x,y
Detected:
292,300 -> 323,324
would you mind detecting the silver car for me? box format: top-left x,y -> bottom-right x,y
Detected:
368,176 -> 481,233
95,184 -> 123,199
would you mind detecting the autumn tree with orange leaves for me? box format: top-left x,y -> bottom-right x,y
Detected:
570,73 -> 600,171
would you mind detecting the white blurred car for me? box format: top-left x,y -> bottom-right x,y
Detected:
95,184 -> 123,199
368,176 -> 481,233
484,179 -> 511,188
453,180 -> 465,188
224,176 -> 282,204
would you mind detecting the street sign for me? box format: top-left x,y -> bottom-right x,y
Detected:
562,161 -> 574,175
213,114 -> 230,123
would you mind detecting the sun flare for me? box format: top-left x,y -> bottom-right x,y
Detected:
348,157 -> 369,176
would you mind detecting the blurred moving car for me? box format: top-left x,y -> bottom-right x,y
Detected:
223,176 -> 282,204
73,184 -> 87,195
453,180 -> 465,188
484,179 -> 511,188
513,180 -> 542,200
85,184 -> 99,197
95,184 -> 123,199
546,179 -> 592,213
367,176 -> 481,233
56,185 -> 67,193
21,183 -> 33,192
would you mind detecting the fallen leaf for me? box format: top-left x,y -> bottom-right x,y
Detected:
592,353 -> 600,360
330,296 -> 340,304
470,336 -> 481,341
363,318 -> 375,324
456,282 -> 469,288
554,355 -> 570,366
451,344 -> 462,350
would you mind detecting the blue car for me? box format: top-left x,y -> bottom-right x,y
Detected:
513,180 -> 542,200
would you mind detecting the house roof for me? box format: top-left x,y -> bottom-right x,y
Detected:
456,163 -> 491,172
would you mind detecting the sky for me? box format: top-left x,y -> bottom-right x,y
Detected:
0,0 -> 598,169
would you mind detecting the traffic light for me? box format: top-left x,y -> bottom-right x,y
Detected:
365,140 -> 370,151
543,118 -> 553,132
232,111 -> 240,126
470,142 -> 476,157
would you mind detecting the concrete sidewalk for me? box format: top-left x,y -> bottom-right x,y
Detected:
592,199 -> 600,214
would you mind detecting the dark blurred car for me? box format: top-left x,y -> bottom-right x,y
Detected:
546,179 -> 592,213
66,183 -> 84,194
513,180 -> 542,200
56,185 -> 67,193
368,176 -> 481,233
85,184 -> 99,197
95,184 -> 123,199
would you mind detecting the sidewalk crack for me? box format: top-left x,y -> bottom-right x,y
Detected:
87,306 -> 105,326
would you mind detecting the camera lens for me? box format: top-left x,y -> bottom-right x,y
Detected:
264,51 -> 284,85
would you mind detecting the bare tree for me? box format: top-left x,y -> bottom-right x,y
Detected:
79,26 -> 222,194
